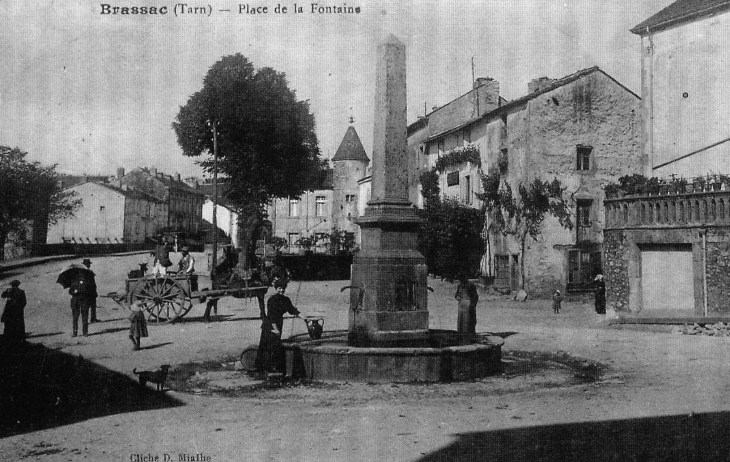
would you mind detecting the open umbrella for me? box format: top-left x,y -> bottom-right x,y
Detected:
56,263 -> 95,289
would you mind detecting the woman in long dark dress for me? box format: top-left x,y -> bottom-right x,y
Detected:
1,280 -> 27,343
594,274 -> 606,314
253,279 -> 300,374
455,273 -> 479,335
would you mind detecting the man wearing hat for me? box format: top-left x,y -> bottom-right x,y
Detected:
69,260 -> 98,336
177,246 -> 197,291
82,258 -> 100,323
2,280 -> 27,343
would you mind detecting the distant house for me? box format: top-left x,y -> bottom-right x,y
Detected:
267,122 -> 370,253
46,181 -> 166,244
267,169 -> 336,254
114,167 -> 205,242
412,68 -> 643,295
201,197 -> 239,248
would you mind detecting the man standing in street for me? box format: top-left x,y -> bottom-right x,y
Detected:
69,269 -> 96,337
82,258 -> 99,322
177,246 -> 197,291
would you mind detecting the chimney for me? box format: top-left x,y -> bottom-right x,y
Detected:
117,167 -> 125,179
175,173 -> 181,182
151,167 -> 157,177
528,77 -> 555,93
473,77 -> 491,89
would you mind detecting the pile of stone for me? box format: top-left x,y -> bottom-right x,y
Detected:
672,322 -> 730,336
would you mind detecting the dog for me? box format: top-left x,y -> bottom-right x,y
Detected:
133,364 -> 170,391
128,263 -> 148,280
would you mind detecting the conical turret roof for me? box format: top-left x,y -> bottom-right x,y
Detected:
332,125 -> 370,163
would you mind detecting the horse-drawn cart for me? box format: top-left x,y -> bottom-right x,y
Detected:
107,272 -> 268,324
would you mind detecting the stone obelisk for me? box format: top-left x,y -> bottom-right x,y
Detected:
349,34 -> 429,347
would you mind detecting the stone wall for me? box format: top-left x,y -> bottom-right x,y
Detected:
490,70 -> 642,296
705,228 -> 730,314
603,230 -> 630,312
332,159 -> 367,234
604,222 -> 730,316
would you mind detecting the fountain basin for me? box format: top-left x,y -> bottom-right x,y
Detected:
284,330 -> 504,383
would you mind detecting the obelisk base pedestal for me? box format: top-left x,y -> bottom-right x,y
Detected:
349,310 -> 430,347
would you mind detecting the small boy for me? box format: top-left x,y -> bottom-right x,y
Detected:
552,290 -> 563,314
129,301 -> 148,351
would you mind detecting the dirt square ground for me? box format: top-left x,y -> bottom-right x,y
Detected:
2,252 -> 730,461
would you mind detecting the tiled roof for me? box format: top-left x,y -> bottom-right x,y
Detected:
631,0 -> 730,34
97,182 -> 165,202
153,172 -> 205,195
332,126 -> 369,163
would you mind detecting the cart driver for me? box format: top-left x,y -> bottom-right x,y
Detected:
151,236 -> 173,276
178,247 -> 195,274
177,246 -> 197,292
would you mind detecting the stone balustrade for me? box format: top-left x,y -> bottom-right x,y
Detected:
605,189 -> 730,229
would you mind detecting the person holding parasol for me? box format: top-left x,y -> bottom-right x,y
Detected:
57,263 -> 97,337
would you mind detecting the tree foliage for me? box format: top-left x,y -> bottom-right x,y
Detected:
0,147 -> 81,256
172,54 -> 326,267
478,170 -> 573,290
418,169 -> 484,280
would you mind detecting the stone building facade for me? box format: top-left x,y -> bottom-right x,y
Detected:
331,125 -> 370,236
267,123 -> 369,253
604,190 -> 730,315
603,0 -> 730,316
632,0 -> 730,178
413,68 -> 643,295
115,167 -> 205,241
46,181 -> 166,244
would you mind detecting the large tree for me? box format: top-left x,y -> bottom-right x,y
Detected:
478,170 -> 573,292
172,54 -> 326,269
0,147 -> 80,258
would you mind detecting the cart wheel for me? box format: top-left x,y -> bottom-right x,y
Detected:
240,345 -> 258,371
132,276 -> 192,323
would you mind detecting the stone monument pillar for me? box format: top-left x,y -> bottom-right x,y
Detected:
349,34 -> 429,347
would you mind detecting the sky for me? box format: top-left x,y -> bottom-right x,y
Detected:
0,0 -> 672,179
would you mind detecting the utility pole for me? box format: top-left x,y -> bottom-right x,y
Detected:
210,120 -> 219,286
472,56 -> 480,117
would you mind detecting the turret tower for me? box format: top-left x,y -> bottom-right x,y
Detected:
332,117 -> 370,234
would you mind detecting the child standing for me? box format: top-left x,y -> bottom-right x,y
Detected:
552,290 -> 563,314
129,301 -> 148,351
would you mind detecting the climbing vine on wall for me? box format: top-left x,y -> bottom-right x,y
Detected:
477,169 -> 573,291
434,144 -> 481,173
